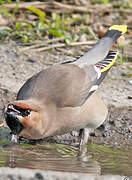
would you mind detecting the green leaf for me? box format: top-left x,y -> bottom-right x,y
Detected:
51,13 -> 62,29
35,20 -> 48,29
0,26 -> 12,32
65,36 -> 72,44
52,13 -> 57,21
48,28 -> 64,37
15,22 -> 32,31
72,34 -> 79,42
22,35 -> 28,43
12,30 -> 33,43
0,26 -> 12,37
27,6 -> 46,22
103,0 -> 109,4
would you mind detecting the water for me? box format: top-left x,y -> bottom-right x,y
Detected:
0,141 -> 131,176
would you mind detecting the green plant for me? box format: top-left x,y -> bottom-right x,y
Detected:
90,0 -> 109,4
0,0 -> 12,4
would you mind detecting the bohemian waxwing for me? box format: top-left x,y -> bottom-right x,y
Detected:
4,25 -> 127,145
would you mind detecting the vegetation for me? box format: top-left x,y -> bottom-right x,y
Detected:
0,0 -> 131,60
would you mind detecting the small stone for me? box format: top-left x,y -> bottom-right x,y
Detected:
71,131 -> 79,137
128,96 -> 132,99
97,124 -> 105,131
109,120 -> 115,126
102,133 -> 106,137
26,58 -> 36,63
129,80 -> 132,85
90,132 -> 95,136
7,175 -> 15,180
128,126 -> 132,133
35,172 -> 44,180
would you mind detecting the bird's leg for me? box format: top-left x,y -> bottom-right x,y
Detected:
79,127 -> 92,146
11,134 -> 18,143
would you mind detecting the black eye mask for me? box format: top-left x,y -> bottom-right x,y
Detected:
4,104 -> 31,135
7,104 -> 31,117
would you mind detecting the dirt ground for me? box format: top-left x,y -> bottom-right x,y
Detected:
0,43 -> 131,148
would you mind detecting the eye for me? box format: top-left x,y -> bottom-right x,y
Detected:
23,109 -> 31,117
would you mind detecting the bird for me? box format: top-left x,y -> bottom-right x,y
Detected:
4,25 -> 127,145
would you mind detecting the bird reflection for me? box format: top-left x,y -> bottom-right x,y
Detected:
3,142 -> 101,174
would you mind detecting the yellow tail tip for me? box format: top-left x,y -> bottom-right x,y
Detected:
109,25 -> 127,34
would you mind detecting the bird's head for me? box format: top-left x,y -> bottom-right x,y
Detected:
4,100 -> 44,140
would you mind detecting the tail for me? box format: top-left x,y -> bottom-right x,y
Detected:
74,25 -> 127,66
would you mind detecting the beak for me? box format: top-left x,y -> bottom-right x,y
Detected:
4,104 -> 24,135
0,122 -> 4,127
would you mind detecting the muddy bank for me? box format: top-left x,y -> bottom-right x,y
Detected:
0,43 -> 131,148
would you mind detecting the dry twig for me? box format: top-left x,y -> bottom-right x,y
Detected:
2,1 -> 132,14
3,1 -> 46,10
23,41 -> 95,52
21,37 -> 65,51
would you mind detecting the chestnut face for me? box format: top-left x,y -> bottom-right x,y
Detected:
4,104 -> 31,135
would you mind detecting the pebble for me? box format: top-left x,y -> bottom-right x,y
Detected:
128,80 -> 132,85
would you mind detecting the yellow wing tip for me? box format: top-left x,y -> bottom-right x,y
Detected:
101,52 -> 118,73
109,25 -> 127,35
